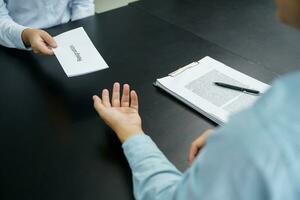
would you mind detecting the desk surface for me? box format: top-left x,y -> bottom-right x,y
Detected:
0,6 -> 276,200
131,0 -> 300,75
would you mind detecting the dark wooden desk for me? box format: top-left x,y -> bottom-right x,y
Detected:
131,0 -> 300,75
0,6 -> 276,200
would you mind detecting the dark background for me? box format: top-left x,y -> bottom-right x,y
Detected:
0,1 -> 298,199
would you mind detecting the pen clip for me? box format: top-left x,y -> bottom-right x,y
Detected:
242,90 -> 261,96
168,61 -> 199,77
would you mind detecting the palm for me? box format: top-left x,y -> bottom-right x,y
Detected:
93,83 -> 144,143
107,107 -> 141,127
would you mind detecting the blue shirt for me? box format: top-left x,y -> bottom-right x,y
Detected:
0,0 -> 94,49
123,71 -> 300,200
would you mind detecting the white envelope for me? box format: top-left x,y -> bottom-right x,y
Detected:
53,27 -> 109,77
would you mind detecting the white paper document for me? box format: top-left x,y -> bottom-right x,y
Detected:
154,56 -> 270,124
53,27 -> 109,77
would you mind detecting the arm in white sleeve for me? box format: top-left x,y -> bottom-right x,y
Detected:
0,0 -> 28,49
71,0 -> 95,21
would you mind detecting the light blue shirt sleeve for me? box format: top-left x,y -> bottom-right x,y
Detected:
122,72 -> 300,200
0,0 -> 28,49
123,133 -> 266,200
71,0 -> 95,21
122,135 -> 183,200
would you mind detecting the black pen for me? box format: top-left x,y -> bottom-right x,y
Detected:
214,82 -> 260,95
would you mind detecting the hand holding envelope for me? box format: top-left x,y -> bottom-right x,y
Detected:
53,27 -> 109,77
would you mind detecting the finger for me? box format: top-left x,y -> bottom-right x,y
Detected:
34,41 -> 54,55
102,89 -> 111,107
41,31 -> 57,48
33,49 -> 40,54
130,90 -> 139,110
188,143 -> 200,165
121,84 -> 130,107
203,129 -> 214,136
194,134 -> 207,150
112,82 -> 120,107
93,95 -> 105,112
197,129 -> 213,147
188,130 -> 214,165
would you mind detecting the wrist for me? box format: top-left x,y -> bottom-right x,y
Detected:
116,128 -> 144,143
21,28 -> 32,46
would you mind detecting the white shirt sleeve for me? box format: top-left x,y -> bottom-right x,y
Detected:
0,0 -> 28,49
71,0 -> 95,21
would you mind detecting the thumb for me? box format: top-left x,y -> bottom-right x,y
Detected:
41,31 -> 57,48
188,143 -> 200,165
93,95 -> 105,113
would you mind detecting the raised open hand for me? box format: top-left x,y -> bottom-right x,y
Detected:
93,82 -> 144,143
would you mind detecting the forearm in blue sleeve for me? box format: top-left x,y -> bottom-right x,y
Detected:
122,135 -> 183,200
121,115 -> 268,200
0,1 -> 28,49
71,0 -> 95,21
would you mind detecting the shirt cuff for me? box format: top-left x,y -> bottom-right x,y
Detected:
11,24 -> 29,50
122,134 -> 161,168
